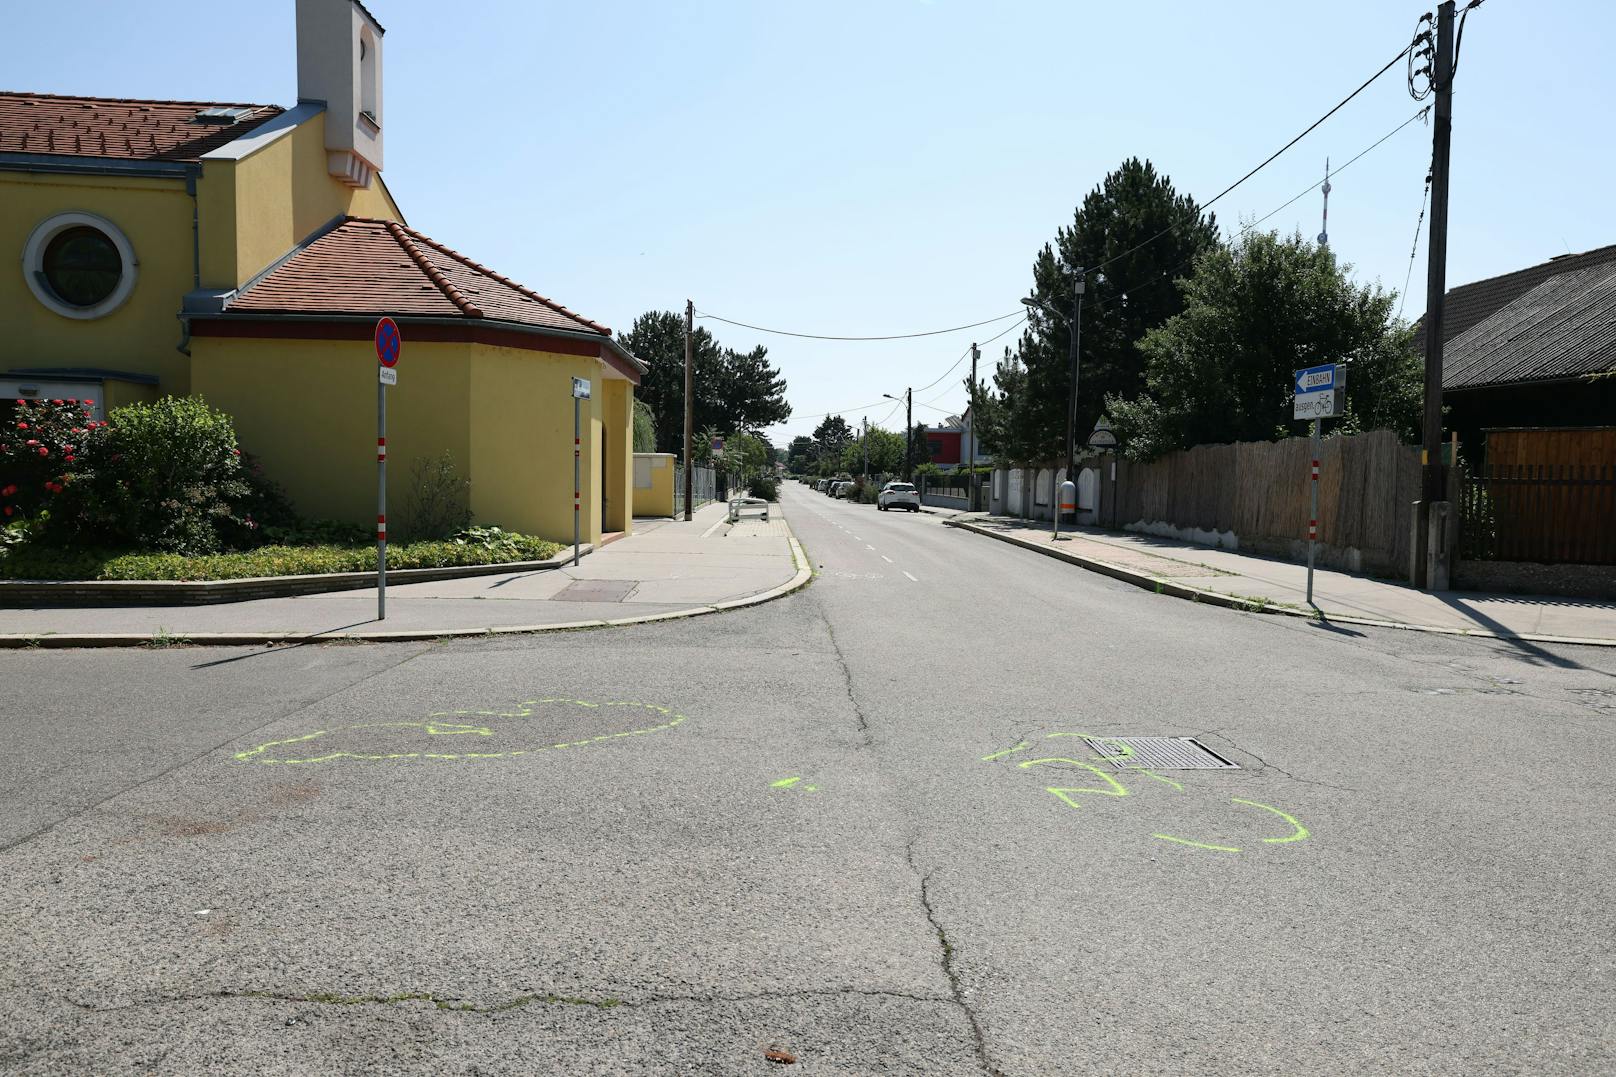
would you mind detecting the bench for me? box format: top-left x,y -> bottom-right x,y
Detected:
727,497 -> 770,524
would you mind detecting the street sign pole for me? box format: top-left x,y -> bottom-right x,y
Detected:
572,376 -> 591,566
373,317 -> 401,621
1307,418 -> 1320,608
1293,363 -> 1343,610
378,374 -> 386,620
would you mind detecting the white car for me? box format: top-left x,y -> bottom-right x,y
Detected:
877,481 -> 920,512
832,481 -> 854,499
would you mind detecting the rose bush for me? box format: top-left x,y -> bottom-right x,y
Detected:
0,397 -> 107,526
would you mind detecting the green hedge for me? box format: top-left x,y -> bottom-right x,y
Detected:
0,535 -> 563,582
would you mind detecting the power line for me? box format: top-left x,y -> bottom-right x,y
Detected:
1020,105 -> 1430,316
1083,39 -> 1421,281
695,308 -> 1024,342
1398,171 -> 1433,320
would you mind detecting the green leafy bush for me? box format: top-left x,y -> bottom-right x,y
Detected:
50,396 -> 254,554
748,473 -> 780,501
405,451 -> 472,541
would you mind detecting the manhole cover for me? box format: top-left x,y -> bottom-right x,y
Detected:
1084,736 -> 1238,770
555,580 -> 638,603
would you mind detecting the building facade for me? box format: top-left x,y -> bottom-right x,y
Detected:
1,0 -> 642,544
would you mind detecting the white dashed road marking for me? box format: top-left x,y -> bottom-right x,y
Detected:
881,555 -> 893,563
903,571 -> 919,582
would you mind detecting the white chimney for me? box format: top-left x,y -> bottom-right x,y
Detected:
296,0 -> 384,187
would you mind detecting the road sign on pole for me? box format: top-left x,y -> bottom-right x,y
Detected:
374,318 -> 401,621
572,376 -> 589,566
1293,363 -> 1344,420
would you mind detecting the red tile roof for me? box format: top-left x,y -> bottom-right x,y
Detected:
0,91 -> 282,162
226,217 -> 613,337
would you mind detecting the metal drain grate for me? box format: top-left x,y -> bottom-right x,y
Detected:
1083,736 -> 1238,770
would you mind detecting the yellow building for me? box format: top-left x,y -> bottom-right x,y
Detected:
0,0 -> 642,544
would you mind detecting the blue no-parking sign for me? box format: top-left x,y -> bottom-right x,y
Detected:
375,317 -> 401,368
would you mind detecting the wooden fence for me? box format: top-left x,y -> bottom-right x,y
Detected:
1458,464 -> 1616,565
1114,430 -> 1423,577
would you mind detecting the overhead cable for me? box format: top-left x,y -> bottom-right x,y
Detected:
695,308 -> 1024,342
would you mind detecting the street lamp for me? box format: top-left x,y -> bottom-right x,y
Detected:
1021,267 -> 1085,522
883,388 -> 913,480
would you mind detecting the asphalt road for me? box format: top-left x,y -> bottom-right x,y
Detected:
2,481 -> 1612,1075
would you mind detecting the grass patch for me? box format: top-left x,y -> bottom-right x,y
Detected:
0,536 -> 563,583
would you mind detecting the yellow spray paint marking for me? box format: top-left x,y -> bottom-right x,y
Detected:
1017,757 -> 1129,809
988,735 -> 1310,855
1136,769 -> 1184,791
770,776 -> 819,792
234,699 -> 689,766
1152,833 -> 1242,853
1233,798 -> 1310,844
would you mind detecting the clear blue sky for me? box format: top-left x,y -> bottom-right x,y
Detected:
13,1 -> 1610,443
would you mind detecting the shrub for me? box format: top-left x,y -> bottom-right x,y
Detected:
0,396 -> 108,524
404,452 -> 472,541
46,396 -> 256,554
748,472 -> 780,501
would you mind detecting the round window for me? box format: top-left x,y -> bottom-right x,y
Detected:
23,212 -> 139,320
42,226 -> 122,308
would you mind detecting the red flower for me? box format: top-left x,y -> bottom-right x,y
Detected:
83,399 -> 95,407
24,440 -> 38,447
37,447 -> 48,456
0,485 -> 13,496
50,398 -> 62,405
15,423 -> 27,430
2,507 -> 11,517
231,448 -> 241,456
65,455 -> 76,463
66,398 -> 77,405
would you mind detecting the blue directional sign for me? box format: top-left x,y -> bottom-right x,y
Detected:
1293,363 -> 1344,419
1294,364 -> 1336,394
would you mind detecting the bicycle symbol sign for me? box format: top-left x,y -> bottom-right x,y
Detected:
375,317 -> 401,367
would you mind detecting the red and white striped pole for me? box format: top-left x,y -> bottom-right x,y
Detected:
377,392 -> 387,619
1306,419 -> 1320,607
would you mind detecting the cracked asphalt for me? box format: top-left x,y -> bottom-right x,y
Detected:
2,482 -> 1613,1074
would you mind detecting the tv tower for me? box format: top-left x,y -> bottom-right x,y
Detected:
1318,158 -> 1332,248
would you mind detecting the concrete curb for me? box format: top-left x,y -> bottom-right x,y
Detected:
0,546 -> 591,608
945,519 -> 1616,649
0,534 -> 814,650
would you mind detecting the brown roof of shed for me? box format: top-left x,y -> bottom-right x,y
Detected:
0,91 -> 283,163
1416,242 -> 1616,352
1444,261 -> 1616,390
226,217 -> 613,337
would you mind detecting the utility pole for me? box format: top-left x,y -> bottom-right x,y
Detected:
1407,0 -> 1456,588
682,299 -> 694,521
861,415 -> 869,480
903,387 -> 913,482
967,342 -> 979,511
1421,0 -> 1454,507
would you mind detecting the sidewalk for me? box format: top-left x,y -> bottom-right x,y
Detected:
947,514 -> 1616,646
0,501 -> 807,647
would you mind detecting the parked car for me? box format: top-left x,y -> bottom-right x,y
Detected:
830,481 -> 849,498
816,479 -> 830,493
877,481 -> 921,512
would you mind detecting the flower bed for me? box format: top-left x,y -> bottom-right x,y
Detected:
0,536 -> 563,583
